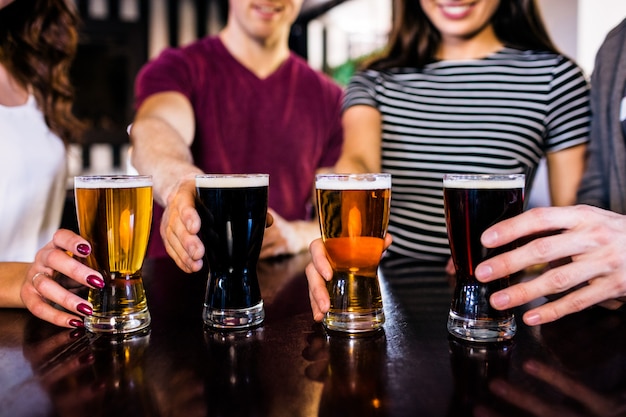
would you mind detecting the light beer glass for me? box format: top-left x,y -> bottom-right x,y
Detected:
196,174 -> 268,330
444,173 -> 525,342
315,173 -> 391,334
74,175 -> 153,334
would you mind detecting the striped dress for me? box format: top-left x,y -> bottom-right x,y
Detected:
343,47 -> 590,262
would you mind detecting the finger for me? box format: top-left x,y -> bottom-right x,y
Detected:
21,283 -> 85,329
480,206 -> 586,248
306,262 -> 330,321
27,272 -> 93,316
309,239 -> 333,281
161,208 -> 203,272
37,247 -> 103,289
51,229 -> 92,258
520,278 -> 625,325
476,233 -> 583,283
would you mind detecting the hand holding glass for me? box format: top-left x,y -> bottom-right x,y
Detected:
444,174 -> 525,342
315,173 -> 391,334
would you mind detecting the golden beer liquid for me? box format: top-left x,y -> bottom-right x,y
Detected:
316,186 -> 390,319
75,184 -> 152,317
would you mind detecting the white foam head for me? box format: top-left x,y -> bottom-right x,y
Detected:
316,174 -> 391,190
443,174 -> 525,189
196,174 -> 269,188
75,175 -> 152,189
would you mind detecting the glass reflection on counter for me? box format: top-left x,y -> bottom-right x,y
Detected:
305,326 -> 388,416
203,328 -> 267,416
447,337 -> 512,416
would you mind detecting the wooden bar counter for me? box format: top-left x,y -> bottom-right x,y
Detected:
0,253 -> 625,416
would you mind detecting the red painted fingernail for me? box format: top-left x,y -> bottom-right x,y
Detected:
69,319 -> 84,328
76,244 -> 91,256
77,303 -> 93,316
86,275 -> 105,289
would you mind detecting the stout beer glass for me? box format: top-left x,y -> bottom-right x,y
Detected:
444,173 -> 525,342
196,174 -> 268,330
74,175 -> 153,334
316,173 -> 391,334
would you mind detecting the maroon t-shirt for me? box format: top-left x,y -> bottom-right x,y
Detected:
134,37 -> 344,258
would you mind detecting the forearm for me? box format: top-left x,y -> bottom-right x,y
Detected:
130,115 -> 203,207
0,262 -> 29,308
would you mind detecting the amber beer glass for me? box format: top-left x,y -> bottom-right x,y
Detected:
444,174 -> 525,342
74,175 -> 153,334
196,174 -> 268,330
316,173 -> 391,334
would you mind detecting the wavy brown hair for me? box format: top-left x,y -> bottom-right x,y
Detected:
369,0 -> 558,70
0,0 -> 83,143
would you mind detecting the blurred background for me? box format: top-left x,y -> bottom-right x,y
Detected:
67,0 -> 626,206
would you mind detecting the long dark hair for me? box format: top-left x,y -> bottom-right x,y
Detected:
0,0 -> 83,143
369,0 -> 558,70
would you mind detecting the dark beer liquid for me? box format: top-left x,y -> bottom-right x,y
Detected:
197,185 -> 267,310
444,186 -> 524,320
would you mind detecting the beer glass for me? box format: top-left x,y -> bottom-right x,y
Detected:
315,173 -> 391,334
196,174 -> 268,330
74,175 -> 153,334
444,173 -> 525,342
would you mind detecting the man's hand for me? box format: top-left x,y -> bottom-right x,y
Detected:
475,205 -> 626,326
161,177 -> 205,273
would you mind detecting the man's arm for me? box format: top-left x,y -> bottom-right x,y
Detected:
130,92 -> 205,272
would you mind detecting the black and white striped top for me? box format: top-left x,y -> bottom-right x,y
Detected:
343,47 -> 590,262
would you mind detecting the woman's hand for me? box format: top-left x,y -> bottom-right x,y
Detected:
21,229 -> 104,328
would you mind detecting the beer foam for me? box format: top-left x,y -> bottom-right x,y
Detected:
75,175 -> 152,189
196,175 -> 269,188
443,175 -> 525,189
316,175 -> 391,190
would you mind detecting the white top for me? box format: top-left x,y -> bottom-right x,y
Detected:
0,95 -> 66,262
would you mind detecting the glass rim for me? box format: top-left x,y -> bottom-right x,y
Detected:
315,173 -> 391,190
315,173 -> 390,180
443,173 -> 525,189
195,174 -> 269,178
195,174 -> 269,188
74,174 -> 152,188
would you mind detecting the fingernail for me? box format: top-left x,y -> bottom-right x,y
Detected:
86,275 -> 105,289
491,292 -> 510,309
69,319 -> 84,328
475,264 -> 492,280
77,303 -> 93,316
482,230 -> 497,246
525,312 -> 541,326
76,244 -> 91,256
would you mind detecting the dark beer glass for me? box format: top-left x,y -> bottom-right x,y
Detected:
316,173 -> 391,334
196,174 -> 268,330
444,174 -> 525,342
74,175 -> 153,334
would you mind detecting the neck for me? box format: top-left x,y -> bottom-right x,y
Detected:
0,62 -> 28,106
437,27 -> 503,61
219,26 -> 290,79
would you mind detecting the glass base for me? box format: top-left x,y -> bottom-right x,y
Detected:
203,301 -> 265,330
323,308 -> 385,335
84,308 -> 151,334
447,311 -> 516,343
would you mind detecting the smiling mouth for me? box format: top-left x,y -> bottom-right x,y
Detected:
254,3 -> 284,14
438,2 -> 475,17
